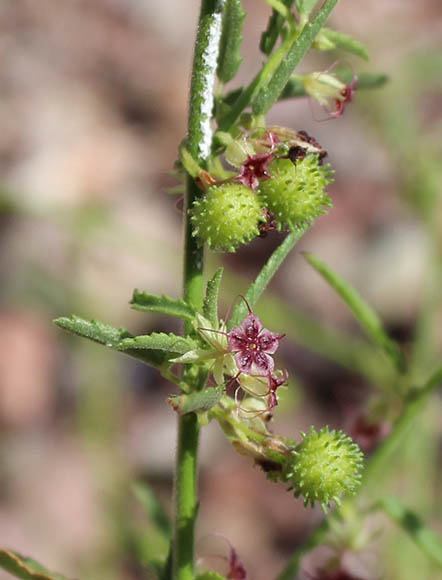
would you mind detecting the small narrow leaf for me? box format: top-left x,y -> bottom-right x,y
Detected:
252,0 -> 338,115
132,481 -> 171,538
0,550 -> 72,580
203,268 -> 224,327
319,27 -> 369,61
118,333 -> 196,358
260,9 -> 284,56
130,290 -> 196,321
303,253 -> 405,372
228,224 -> 310,328
168,386 -> 224,415
54,316 -> 172,368
295,0 -> 318,17
217,0 -> 245,83
379,496 -> 442,568
336,70 -> 388,89
260,0 -> 294,55
179,144 -> 203,179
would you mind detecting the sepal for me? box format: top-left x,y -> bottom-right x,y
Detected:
169,386 -> 225,415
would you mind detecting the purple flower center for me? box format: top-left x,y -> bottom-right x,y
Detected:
236,152 -> 273,190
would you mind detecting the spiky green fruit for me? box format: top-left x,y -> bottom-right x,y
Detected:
285,426 -> 363,512
258,156 -> 333,229
190,183 -> 262,252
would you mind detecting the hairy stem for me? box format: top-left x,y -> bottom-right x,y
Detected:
174,2 -> 225,579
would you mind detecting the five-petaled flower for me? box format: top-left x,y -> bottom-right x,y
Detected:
227,311 -> 283,377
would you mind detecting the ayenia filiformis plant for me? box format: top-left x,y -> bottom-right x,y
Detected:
3,2 -> 440,580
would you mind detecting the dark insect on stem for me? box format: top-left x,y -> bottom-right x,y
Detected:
256,459 -> 283,473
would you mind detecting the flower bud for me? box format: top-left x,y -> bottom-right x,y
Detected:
303,71 -> 347,107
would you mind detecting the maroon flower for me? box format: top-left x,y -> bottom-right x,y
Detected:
228,312 -> 282,377
268,369 -> 289,412
331,74 -> 358,118
227,545 -> 247,580
235,131 -> 278,190
236,152 -> 273,190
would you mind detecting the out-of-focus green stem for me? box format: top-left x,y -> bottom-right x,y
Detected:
361,366 -> 442,488
174,2 -> 225,579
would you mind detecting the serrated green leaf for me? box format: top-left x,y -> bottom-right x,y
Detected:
303,253 -> 405,373
203,268 -> 224,327
0,550 -> 72,580
130,290 -> 196,321
252,0 -> 338,115
54,316 -> 171,368
54,315 -> 132,346
217,0 -> 245,83
168,386 -> 224,415
379,496 -> 442,568
118,333 -> 196,360
132,481 -> 171,538
196,573 -> 227,580
228,224 -> 310,328
319,27 -> 369,60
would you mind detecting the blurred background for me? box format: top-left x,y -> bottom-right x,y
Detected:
0,1 -> 441,579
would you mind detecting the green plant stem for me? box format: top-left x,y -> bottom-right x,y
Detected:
228,223 -> 310,328
218,0 -> 337,130
174,413 -> 200,580
174,2 -> 226,579
218,22 -> 302,132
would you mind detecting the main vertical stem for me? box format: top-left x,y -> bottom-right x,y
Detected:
174,2 -> 225,579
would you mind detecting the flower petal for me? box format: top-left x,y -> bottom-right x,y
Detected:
251,352 -> 274,375
257,329 -> 280,354
239,313 -> 263,338
234,351 -> 253,374
227,326 -> 248,352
